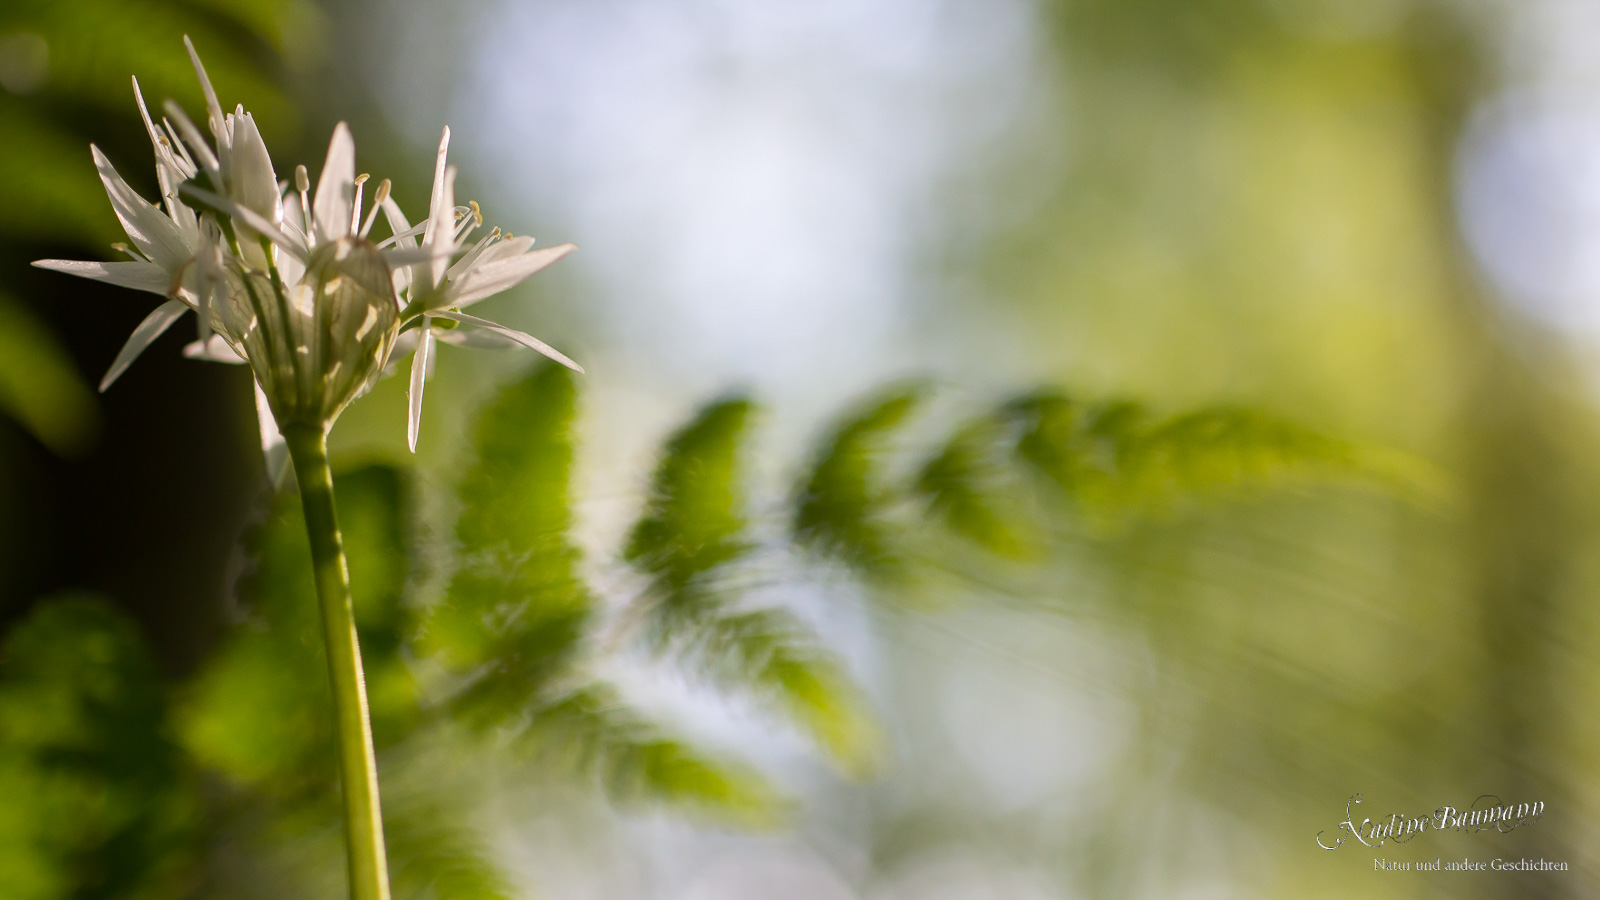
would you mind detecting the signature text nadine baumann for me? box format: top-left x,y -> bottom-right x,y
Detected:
1317,793 -> 1544,850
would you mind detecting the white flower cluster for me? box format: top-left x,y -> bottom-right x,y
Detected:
35,38 -> 580,473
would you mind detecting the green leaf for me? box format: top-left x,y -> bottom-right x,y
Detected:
1009,393 -> 1148,513
1009,391 -> 1403,520
1136,406 -> 1354,493
383,784 -> 513,900
0,290 -> 97,456
529,683 -> 784,825
668,606 -> 881,776
624,397 -> 880,774
913,411 -> 1039,559
1007,392 -> 1080,493
792,384 -> 925,579
426,363 -> 591,723
624,396 -> 757,587
432,374 -> 804,820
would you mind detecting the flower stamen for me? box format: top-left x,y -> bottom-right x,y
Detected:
351,173 -> 370,235
294,164 -> 313,245
360,179 -> 390,239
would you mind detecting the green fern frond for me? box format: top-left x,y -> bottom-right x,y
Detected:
526,683 -> 784,826
913,411 -> 1040,560
1007,391 -> 1411,520
383,783 -> 514,900
427,364 -> 592,719
1137,407 -> 1344,490
624,397 -> 757,588
621,397 -> 879,774
792,384 -> 926,579
666,604 -> 881,775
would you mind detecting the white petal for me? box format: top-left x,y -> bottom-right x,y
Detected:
162,100 -> 221,184
133,78 -> 195,184
473,235 -> 536,267
406,327 -> 434,452
255,379 -> 288,485
100,298 -> 189,391
445,243 -> 576,307
382,246 -> 448,267
391,265 -> 411,301
379,195 -> 417,248
182,184 -> 308,261
391,327 -> 421,355
132,76 -> 169,159
277,194 -> 307,289
182,334 -> 247,363
380,328 -> 419,377
91,146 -> 192,273
184,36 -> 229,150
228,112 -> 281,223
313,123 -> 356,243
422,127 -> 451,248
132,77 -> 199,242
32,259 -> 171,295
421,128 -> 455,290
426,166 -> 456,289
193,218 -> 228,337
427,310 -> 582,372
434,323 -> 521,349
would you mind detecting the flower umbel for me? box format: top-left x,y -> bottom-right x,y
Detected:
33,37 -> 580,463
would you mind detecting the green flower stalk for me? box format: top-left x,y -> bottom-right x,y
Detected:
33,37 -> 582,900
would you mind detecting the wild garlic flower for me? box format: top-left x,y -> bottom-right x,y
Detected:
32,38 -> 580,472
378,127 -> 580,451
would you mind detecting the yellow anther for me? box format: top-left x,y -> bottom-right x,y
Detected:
354,173 -> 370,187
294,165 -> 310,193
373,178 -> 392,204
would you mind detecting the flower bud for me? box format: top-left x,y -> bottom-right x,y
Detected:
218,236 -> 400,429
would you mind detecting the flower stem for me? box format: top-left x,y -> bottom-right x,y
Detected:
283,423 -> 392,900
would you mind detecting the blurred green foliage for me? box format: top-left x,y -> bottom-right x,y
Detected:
0,359 -> 1381,896
0,290 -> 98,456
1,0 -> 303,246
793,385 -> 926,582
940,2 -> 1586,897
0,596 -> 196,900
625,397 -> 881,776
